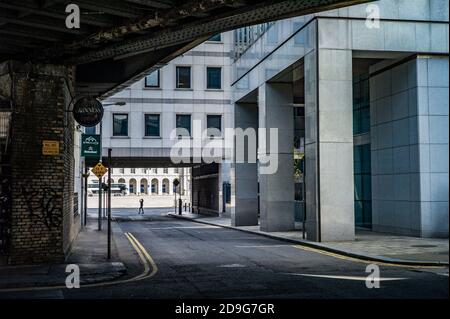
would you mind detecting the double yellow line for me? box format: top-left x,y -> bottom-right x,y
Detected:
124,232 -> 158,280
292,245 -> 447,269
0,232 -> 158,293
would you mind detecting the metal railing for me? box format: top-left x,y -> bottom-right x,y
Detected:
233,22 -> 275,61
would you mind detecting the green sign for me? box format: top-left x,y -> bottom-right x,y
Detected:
81,134 -> 101,157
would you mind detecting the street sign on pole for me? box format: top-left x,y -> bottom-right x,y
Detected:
91,162 -> 108,179
107,148 -> 112,260
81,134 -> 101,158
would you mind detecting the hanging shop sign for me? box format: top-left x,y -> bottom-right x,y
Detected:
73,97 -> 104,127
81,134 -> 101,157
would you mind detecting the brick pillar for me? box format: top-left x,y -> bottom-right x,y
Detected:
5,61 -> 78,264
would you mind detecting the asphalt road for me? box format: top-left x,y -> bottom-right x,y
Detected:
3,209 -> 449,299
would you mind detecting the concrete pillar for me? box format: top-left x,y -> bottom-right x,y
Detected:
258,83 -> 295,232
232,102 -> 259,226
304,48 -> 355,242
370,56 -> 449,238
0,61 -> 79,264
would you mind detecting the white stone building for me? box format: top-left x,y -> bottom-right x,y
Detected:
88,32 -> 234,214
87,167 -> 190,196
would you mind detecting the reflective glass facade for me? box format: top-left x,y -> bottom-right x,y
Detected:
353,74 -> 372,229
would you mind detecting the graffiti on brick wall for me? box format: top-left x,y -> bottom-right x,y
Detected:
21,187 -> 62,229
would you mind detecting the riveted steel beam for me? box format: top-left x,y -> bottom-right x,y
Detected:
68,0 -> 373,64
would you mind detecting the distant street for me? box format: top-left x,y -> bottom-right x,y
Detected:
3,208 -> 448,299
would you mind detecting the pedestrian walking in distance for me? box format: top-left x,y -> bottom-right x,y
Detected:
138,198 -> 144,215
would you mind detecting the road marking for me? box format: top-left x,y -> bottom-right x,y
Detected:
291,245 -> 446,269
0,232 -> 157,293
281,273 -> 407,281
126,232 -> 158,278
236,244 -> 291,248
217,264 -> 247,268
144,226 -> 220,230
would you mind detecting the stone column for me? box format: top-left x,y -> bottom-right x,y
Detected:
258,83 -> 295,232
304,48 -> 355,242
232,102 -> 259,226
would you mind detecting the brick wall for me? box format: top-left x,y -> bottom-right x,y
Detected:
6,61 -> 80,264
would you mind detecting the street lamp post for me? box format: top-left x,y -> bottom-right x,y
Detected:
97,101 -> 126,231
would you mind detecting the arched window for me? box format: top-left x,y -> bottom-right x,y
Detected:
162,178 -> 170,194
151,179 -> 159,194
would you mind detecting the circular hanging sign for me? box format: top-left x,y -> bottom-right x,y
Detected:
73,97 -> 104,127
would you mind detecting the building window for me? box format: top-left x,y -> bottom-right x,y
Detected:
163,168 -> 168,174
206,67 -> 222,89
207,115 -> 222,136
119,168 -> 124,174
145,70 -> 160,88
176,114 -> 191,137
174,168 -> 179,174
208,34 -> 221,41
145,114 -> 160,137
113,114 -> 128,136
176,66 -> 191,89
85,126 -> 96,134
353,74 -> 370,135
266,24 -> 278,44
152,168 -> 158,174
354,144 -> 372,229
130,168 -> 135,174
293,22 -> 307,46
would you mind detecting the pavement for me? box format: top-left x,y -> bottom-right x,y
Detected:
0,220 -> 127,290
0,208 -> 447,299
167,212 -> 449,266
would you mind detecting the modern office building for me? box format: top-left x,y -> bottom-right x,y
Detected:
88,0 -> 448,240
228,0 -> 449,240
94,32 -> 233,215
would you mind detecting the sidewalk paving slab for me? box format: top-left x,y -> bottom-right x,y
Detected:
168,213 -> 449,267
0,220 -> 127,290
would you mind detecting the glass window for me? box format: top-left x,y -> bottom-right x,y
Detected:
207,115 -> 221,136
145,114 -> 160,137
85,126 -> 96,134
176,66 -> 191,89
130,168 -> 135,174
293,22 -> 306,45
119,168 -> 124,174
176,114 -> 191,136
145,70 -> 160,88
113,114 -> 128,136
152,168 -> 158,174
353,144 -> 372,229
208,34 -> 221,41
353,75 -> 371,135
266,24 -> 278,44
163,168 -> 168,174
206,67 -> 221,89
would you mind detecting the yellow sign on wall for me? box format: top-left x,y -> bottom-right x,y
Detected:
42,140 -> 60,155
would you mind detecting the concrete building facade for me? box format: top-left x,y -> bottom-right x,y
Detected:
95,33 -> 234,215
229,0 -> 449,240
